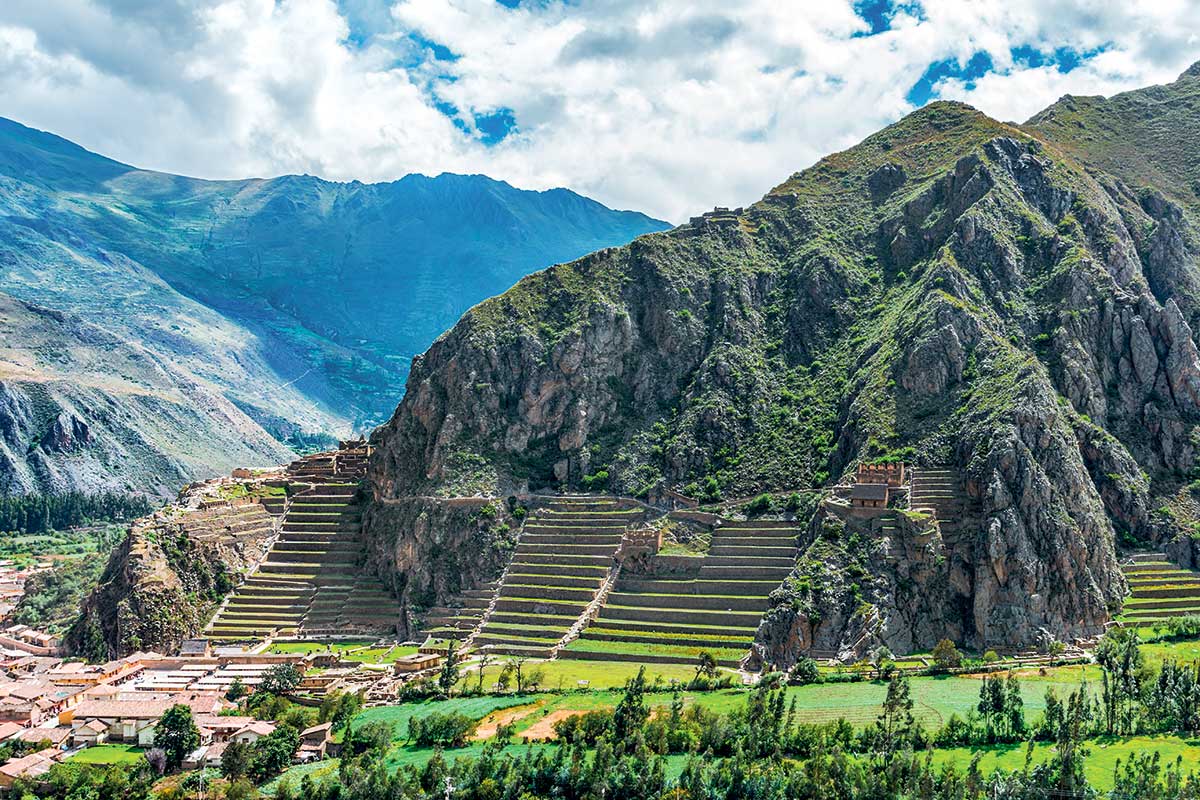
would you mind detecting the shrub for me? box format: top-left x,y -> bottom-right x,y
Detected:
552,709 -> 614,744
408,711 -> 477,747
789,657 -> 822,685
982,650 -> 1000,664
932,638 -> 962,670
745,493 -> 775,515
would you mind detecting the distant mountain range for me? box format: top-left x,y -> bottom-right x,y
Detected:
0,117 -> 668,495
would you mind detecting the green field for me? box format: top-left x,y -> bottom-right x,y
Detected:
268,641 -> 418,664
68,744 -> 146,765
463,657 -> 708,690
929,735 -> 1200,790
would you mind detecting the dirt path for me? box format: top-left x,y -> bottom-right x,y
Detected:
519,709 -> 583,742
472,703 -> 541,740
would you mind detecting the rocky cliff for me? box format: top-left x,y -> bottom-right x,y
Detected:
365,65 -> 1200,654
67,478 -> 280,658
0,291 -> 294,496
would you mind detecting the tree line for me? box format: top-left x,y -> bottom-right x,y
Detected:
0,492 -> 153,534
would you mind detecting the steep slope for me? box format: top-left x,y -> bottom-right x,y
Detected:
0,292 -> 292,495
365,64 -> 1200,654
0,117 -> 669,439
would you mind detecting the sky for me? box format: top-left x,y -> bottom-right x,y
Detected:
1,1 -> 1198,222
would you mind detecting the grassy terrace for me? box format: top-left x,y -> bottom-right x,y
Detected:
569,519 -> 799,666
471,499 -> 628,658
1116,552 -> 1200,626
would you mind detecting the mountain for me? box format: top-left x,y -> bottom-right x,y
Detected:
0,291 -> 293,495
0,118 -> 668,495
362,62 -> 1200,655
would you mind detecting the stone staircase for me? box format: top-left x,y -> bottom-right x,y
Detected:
469,497 -> 632,658
909,467 -> 977,546
1119,552 -> 1200,625
562,518 -> 801,667
205,482 -> 400,641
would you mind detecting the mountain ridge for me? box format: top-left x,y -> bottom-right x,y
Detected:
0,116 -> 668,496
362,66 -> 1200,657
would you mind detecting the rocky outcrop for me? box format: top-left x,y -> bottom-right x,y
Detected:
359,496 -> 518,635
66,478 -> 279,658
366,70 -> 1200,656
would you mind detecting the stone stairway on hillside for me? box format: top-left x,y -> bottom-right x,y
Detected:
468,497 -> 633,658
417,581 -> 500,643
909,467 -> 978,546
206,482 -> 401,641
1119,552 -> 1200,626
562,519 -> 802,667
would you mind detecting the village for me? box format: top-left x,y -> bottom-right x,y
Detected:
0,634 -> 448,789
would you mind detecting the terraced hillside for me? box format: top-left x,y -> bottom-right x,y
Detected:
908,467 -> 977,547
206,482 -> 400,642
562,519 -> 802,667
469,498 -> 633,658
1119,552 -> 1200,627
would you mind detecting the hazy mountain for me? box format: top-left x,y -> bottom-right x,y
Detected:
0,117 -> 667,495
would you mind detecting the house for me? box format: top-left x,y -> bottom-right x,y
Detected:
297,723 -> 332,761
194,715 -> 256,743
179,640 -> 212,658
0,750 -> 60,790
16,726 -> 71,748
232,721 -> 276,745
393,653 -> 441,674
72,719 -> 108,747
849,482 -> 889,509
0,723 -> 23,743
65,693 -> 225,746
202,741 -> 228,768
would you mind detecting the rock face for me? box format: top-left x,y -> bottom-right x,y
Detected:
0,291 -> 294,496
67,479 -> 279,658
366,68 -> 1200,654
360,497 -> 518,637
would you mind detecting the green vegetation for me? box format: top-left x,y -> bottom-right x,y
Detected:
11,556 -> 107,633
0,492 -> 152,536
67,744 -> 146,765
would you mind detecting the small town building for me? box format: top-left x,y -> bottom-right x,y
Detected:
298,722 -> 333,761
393,653 -> 442,675
849,482 -> 890,509
232,721 -> 277,745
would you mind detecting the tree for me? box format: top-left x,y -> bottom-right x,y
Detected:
226,676 -> 248,702
789,656 -> 821,685
153,704 -> 200,772
692,651 -> 718,687
873,673 -> 915,760
870,645 -> 895,680
931,638 -> 962,670
250,725 -> 300,781
612,667 -> 649,744
260,663 -> 302,695
143,747 -> 167,776
438,640 -> 461,695
503,657 -> 529,693
220,740 -> 252,781
475,650 -> 492,695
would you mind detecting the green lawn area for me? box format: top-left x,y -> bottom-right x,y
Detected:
463,657 -> 711,690
268,641 -> 418,663
929,735 -> 1200,790
266,757 -> 341,793
564,639 -> 747,660
68,744 -> 146,764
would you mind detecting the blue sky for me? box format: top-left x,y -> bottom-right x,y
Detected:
0,0 -> 1196,221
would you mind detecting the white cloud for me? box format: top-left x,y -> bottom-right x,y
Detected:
0,0 -> 1196,221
